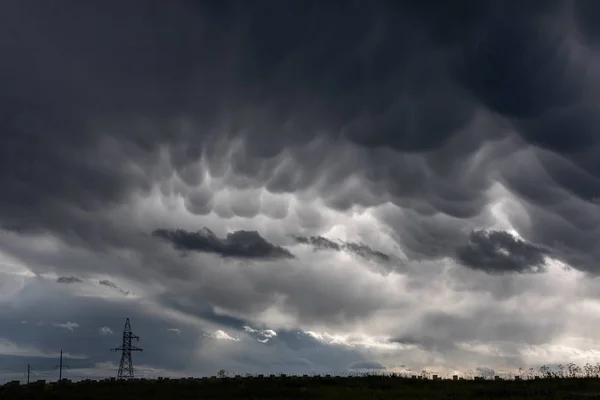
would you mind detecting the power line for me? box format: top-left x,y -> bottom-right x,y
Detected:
110,318 -> 143,380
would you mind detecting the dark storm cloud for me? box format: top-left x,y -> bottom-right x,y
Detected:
293,235 -> 392,264
153,228 -> 295,260
56,276 -> 82,284
498,148 -> 600,273
451,1 -> 600,272
573,0 -> 600,46
455,230 -> 549,274
0,0 -> 493,248
457,1 -> 575,119
0,0 -> 599,363
6,1 -> 600,380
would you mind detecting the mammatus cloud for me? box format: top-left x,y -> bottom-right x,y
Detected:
0,0 -> 597,272
1,0 -> 600,381
56,276 -> 83,284
153,228 -> 295,260
53,322 -> 80,332
455,230 -> 549,274
99,280 -> 129,296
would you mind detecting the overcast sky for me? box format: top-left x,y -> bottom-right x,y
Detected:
1,0 -> 600,383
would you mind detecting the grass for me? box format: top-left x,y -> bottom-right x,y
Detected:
5,371 -> 600,400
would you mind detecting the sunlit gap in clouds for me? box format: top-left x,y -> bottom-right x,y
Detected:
0,251 -> 36,278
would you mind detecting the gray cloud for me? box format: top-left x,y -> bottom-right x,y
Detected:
0,0 -> 597,274
0,277 -> 390,379
455,230 -> 549,274
153,228 -> 295,260
53,321 -> 80,332
1,0 -> 600,381
388,306 -> 565,369
348,361 -> 386,371
98,280 -> 129,296
476,367 -> 496,378
56,276 -> 82,284
99,326 -> 113,336
294,235 -> 343,252
293,235 -> 393,265
244,326 -> 277,344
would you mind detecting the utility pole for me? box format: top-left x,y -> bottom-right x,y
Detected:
56,350 -> 69,381
110,318 -> 143,380
27,364 -> 30,384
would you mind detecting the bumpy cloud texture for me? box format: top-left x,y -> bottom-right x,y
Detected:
1,0 -> 600,381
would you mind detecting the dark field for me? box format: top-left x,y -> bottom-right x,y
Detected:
4,375 -> 600,400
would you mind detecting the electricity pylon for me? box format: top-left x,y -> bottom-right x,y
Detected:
56,350 -> 69,381
110,318 -> 142,379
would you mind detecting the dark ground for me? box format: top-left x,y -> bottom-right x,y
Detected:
3,375 -> 600,399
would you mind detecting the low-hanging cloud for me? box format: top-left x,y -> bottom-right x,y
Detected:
56,276 -> 82,284
293,235 -> 392,264
99,280 -> 129,296
348,361 -> 386,371
455,230 -> 549,274
153,228 -> 295,260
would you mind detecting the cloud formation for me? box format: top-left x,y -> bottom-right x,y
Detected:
153,228 -> 295,260
293,235 -> 393,264
53,322 -> 80,332
455,230 -> 549,274
244,326 -> 278,344
212,330 -> 239,342
57,276 -> 83,284
348,361 -> 386,371
99,326 -> 114,336
99,280 -> 129,296
1,0 -> 600,381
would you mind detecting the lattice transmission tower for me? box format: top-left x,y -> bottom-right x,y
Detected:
110,318 -> 143,379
